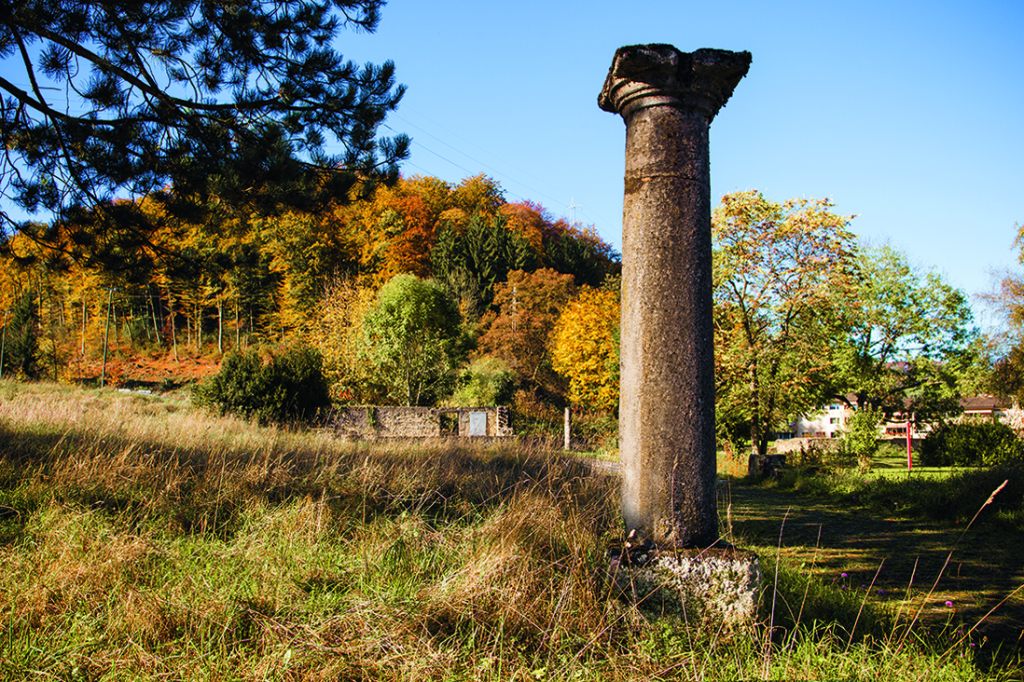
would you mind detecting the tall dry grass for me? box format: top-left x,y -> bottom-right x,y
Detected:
0,380 -> 1014,680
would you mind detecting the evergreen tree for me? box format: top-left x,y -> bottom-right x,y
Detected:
5,291 -> 40,379
0,0 -> 408,235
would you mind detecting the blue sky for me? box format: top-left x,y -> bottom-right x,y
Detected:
1,1 -> 1020,326
343,0 -> 1023,324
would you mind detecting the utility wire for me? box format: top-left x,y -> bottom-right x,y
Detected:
388,111 -> 575,214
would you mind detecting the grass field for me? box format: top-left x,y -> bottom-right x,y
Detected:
1,380 -> 1021,680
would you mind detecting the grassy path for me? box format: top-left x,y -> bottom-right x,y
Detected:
723,478 -> 1024,649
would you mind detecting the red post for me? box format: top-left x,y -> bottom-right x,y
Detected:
906,419 -> 913,470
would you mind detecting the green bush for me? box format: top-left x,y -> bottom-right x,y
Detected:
920,420 -> 1024,467
447,357 -> 515,406
195,345 -> 331,425
839,406 -> 882,468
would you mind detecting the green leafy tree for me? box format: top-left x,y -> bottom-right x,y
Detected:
356,274 -> 464,406
195,345 -> 331,425
0,0 -> 408,234
920,421 -> 1024,467
834,245 -> 977,421
713,190 -> 856,456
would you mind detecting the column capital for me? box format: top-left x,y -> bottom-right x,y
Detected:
599,44 -> 751,121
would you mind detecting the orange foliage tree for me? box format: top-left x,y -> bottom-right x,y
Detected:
477,268 -> 577,398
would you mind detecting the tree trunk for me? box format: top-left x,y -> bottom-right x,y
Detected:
217,301 -> 223,354
125,305 -> 134,346
169,292 -> 179,362
100,288 -> 113,388
80,296 -> 86,357
749,358 -> 763,456
149,287 -> 161,345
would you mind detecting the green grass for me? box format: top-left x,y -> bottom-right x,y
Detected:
0,380 -> 1020,680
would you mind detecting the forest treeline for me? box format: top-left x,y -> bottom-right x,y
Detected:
0,176 -> 997,451
0,174 -> 621,436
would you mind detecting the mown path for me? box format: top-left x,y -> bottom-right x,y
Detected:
722,478 -> 1024,649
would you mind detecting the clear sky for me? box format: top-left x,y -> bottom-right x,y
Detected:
342,0 -> 1023,324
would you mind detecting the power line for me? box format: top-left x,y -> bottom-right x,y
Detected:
388,111 -> 574,213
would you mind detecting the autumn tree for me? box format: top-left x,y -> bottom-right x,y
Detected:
550,287 -> 620,412
713,190 -> 856,456
0,0 -> 408,237
477,268 -> 576,398
983,223 -> 1024,402
307,277 -> 376,395
834,244 -> 978,420
355,274 -> 464,406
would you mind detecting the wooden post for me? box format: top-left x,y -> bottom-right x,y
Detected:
100,287 -> 113,388
564,406 -> 572,450
0,309 -> 8,380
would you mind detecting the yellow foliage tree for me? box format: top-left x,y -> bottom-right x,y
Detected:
307,278 -> 377,398
550,287 -> 619,411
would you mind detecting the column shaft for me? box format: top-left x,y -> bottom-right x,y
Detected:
599,44 -> 750,549
620,106 -> 716,547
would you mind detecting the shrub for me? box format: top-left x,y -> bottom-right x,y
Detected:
194,345 -> 331,425
839,406 -> 882,468
447,357 -> 515,406
919,420 -> 1024,467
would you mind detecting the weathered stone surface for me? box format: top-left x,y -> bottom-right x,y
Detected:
332,406 -> 513,439
600,44 -> 750,548
612,547 -> 761,627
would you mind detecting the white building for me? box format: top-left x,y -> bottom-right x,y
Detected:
791,401 -> 851,439
788,395 -> 1011,443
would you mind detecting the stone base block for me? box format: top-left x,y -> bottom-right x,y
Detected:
612,547 -> 761,627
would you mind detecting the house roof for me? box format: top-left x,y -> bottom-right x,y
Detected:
960,395 -> 1008,412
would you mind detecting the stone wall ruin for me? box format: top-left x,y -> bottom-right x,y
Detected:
331,406 -> 513,439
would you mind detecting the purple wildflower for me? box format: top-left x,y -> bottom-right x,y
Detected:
944,600 -> 954,608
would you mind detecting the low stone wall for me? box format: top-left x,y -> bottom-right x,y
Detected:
332,406 -> 513,439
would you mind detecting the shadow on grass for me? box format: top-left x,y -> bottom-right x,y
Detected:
723,472 -> 1024,658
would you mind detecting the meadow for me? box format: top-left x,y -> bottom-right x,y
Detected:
0,381 -> 1020,680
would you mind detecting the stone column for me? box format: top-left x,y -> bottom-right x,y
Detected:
600,45 -> 750,548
